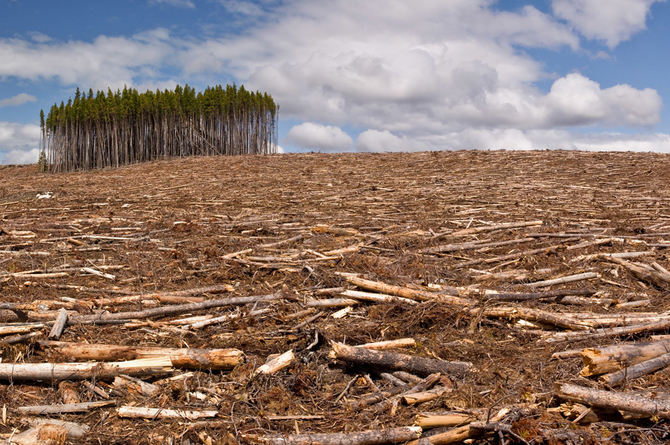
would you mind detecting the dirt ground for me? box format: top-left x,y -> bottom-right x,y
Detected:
2,150 -> 670,444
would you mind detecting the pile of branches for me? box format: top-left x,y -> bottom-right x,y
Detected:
40,84 -> 278,172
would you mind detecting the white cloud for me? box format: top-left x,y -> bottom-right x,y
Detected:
546,73 -> 661,127
149,0 -> 195,8
0,121 -> 40,165
3,147 -> 40,165
551,0 -> 664,47
0,93 -> 36,108
285,123 -> 353,152
219,1 -> 264,15
0,0 -> 666,157
0,29 -> 175,91
356,130 -> 432,152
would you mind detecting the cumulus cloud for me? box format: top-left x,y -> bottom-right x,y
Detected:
0,28 -> 175,91
219,1 -> 264,15
551,0 -> 664,47
0,0 -> 666,156
149,0 -> 195,8
285,123 -> 354,152
546,73 -> 661,127
356,130 -> 432,152
0,93 -> 36,108
2,148 -> 40,165
0,121 -> 40,165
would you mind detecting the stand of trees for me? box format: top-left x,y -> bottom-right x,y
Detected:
41,84 -> 278,172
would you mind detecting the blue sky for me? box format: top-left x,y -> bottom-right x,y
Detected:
1,0 -> 670,163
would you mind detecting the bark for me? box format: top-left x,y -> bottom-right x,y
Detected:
0,357 -> 173,382
600,352 -> 670,386
17,401 -> 115,414
338,274 -> 468,304
556,382 -> 670,418
329,343 -> 471,377
420,237 -> 534,254
68,294 -> 280,324
38,340 -> 244,370
580,338 -> 670,376
415,412 -> 476,429
117,406 -> 218,420
48,308 -> 68,340
484,289 -> 594,302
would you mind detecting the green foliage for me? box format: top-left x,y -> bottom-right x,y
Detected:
44,84 -> 278,172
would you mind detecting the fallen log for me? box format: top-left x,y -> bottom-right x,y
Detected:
580,338 -> 670,376
337,274 -> 468,304
484,289 -> 594,302
0,357 -> 173,382
415,412 -> 477,429
600,352 -> 670,386
7,419 -> 89,445
329,342 -> 471,377
447,220 -> 543,237
528,272 -> 598,288
38,340 -> 244,370
420,238 -> 535,254
254,350 -> 294,376
608,258 -> 670,288
117,406 -> 218,420
47,308 -> 68,340
68,294 -> 281,324
17,400 -> 116,414
253,426 -> 422,445
544,319 -> 670,343
556,382 -> 670,418
476,306 -> 590,331
339,289 -> 418,305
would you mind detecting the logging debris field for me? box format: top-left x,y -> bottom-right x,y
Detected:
2,150 -> 670,444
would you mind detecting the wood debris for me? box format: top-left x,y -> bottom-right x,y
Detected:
3,150 -> 670,443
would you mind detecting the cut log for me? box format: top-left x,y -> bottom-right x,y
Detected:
608,258 -> 670,288
420,238 -> 535,255
255,426 -> 422,445
117,406 -> 218,420
47,308 -> 68,340
580,338 -> 670,376
339,289 -> 418,305
528,272 -> 598,288
600,352 -> 670,386
17,400 -> 116,414
477,306 -> 590,331
8,419 -> 89,445
556,382 -> 670,418
68,294 -> 281,324
0,357 -> 173,382
329,342 -> 471,377
447,220 -> 543,237
357,338 -> 417,350
337,274 -> 469,305
401,386 -> 451,405
545,319 -> 670,343
484,289 -> 594,302
415,412 -> 477,429
254,350 -> 295,376
38,340 -> 244,370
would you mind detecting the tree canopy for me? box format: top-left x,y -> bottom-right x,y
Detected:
41,84 -> 278,172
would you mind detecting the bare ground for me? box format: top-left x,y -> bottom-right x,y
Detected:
1,150 -> 670,444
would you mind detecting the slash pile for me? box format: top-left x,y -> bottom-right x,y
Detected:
2,150 -> 670,444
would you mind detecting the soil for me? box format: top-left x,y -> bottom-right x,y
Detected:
2,150 -> 670,444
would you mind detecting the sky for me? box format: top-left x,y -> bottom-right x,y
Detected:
1,0 -> 670,164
